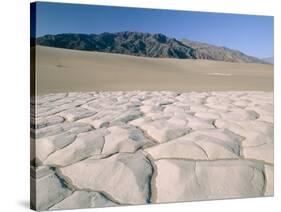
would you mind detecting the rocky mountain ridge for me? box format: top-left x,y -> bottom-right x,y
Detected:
37,31 -> 268,64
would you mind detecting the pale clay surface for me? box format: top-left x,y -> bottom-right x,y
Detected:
31,91 -> 273,210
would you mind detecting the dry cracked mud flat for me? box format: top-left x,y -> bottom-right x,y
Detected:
31,91 -> 273,210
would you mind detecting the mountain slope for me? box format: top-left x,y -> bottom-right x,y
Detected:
36,32 -> 197,59
37,31 -> 266,63
181,39 -> 266,64
261,57 -> 274,64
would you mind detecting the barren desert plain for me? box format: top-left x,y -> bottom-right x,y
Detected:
35,46 -> 273,94
31,46 -> 273,210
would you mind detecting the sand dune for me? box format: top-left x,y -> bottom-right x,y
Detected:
35,46 -> 273,95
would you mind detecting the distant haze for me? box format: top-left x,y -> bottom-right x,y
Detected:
34,2 -> 273,58
262,57 -> 274,64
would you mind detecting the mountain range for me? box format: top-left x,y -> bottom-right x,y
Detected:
36,31 -> 268,64
180,39 -> 267,64
261,57 -> 274,64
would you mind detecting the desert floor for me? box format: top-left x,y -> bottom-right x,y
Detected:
31,46 -> 273,210
31,91 -> 273,210
35,46 -> 273,95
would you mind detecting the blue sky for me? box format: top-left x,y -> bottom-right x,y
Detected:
34,2 -> 273,58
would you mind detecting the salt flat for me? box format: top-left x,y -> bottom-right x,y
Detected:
31,91 -> 273,210
34,46 -> 273,95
